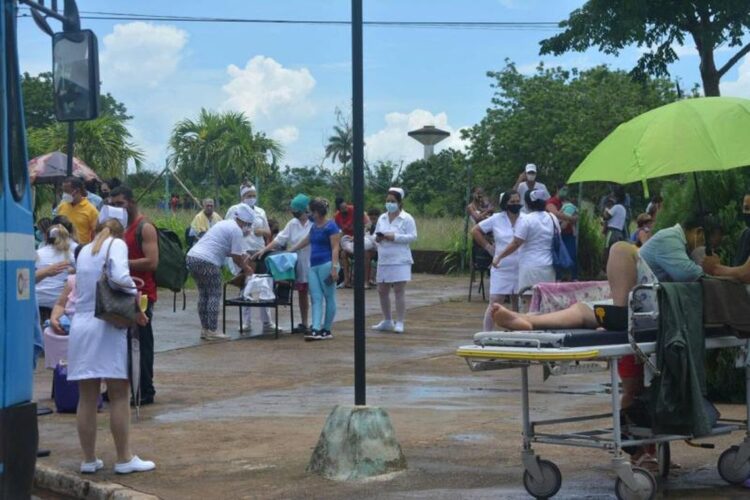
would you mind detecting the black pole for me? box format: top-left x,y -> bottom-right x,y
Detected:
66,121 -> 75,176
693,171 -> 712,255
351,0 -> 366,406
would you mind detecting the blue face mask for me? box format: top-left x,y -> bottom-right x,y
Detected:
385,202 -> 399,213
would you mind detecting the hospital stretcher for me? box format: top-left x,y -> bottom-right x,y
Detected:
457,284 -> 750,500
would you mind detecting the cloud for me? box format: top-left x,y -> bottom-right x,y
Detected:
721,55 -> 750,97
271,126 -> 300,145
101,22 -> 188,88
364,109 -> 468,164
222,56 -> 316,120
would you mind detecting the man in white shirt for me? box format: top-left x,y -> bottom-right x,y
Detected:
224,184 -> 276,333
515,163 -> 549,213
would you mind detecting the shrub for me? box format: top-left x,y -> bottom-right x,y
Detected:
576,207 -> 605,280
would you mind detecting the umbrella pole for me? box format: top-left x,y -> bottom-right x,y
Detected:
693,172 -> 705,215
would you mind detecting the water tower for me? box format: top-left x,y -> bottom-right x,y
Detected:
408,125 -> 450,160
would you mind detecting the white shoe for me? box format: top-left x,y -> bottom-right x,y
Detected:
200,329 -> 209,340
393,322 -> 404,334
80,458 -> 104,474
372,320 -> 394,332
263,322 -> 285,333
204,330 -> 229,341
114,455 -> 155,474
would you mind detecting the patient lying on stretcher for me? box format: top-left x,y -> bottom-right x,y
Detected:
492,214 -> 731,333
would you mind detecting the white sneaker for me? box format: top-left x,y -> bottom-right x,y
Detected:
393,322 -> 404,334
200,329 -> 209,340
263,322 -> 285,333
114,455 -> 155,474
372,320 -> 394,332
205,330 -> 229,341
80,458 -> 104,474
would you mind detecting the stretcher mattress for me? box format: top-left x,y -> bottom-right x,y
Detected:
460,331 -> 746,363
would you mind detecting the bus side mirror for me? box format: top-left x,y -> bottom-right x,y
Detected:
52,29 -> 100,121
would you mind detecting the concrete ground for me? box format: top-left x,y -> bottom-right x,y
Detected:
34,274 -> 749,499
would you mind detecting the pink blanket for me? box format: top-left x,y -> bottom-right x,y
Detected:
529,281 -> 611,314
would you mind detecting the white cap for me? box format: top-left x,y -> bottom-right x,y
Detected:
388,187 -> 405,200
98,205 -> 129,229
233,203 -> 256,223
525,163 -> 537,174
240,185 -> 256,198
529,189 -> 550,203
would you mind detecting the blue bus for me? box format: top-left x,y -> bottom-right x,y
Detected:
1,1 -> 98,496
1,0 -> 38,496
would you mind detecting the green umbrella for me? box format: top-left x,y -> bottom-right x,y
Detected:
568,97 -> 750,186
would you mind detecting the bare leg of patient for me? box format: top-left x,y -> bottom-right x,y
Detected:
492,242 -> 639,331
492,302 -> 598,330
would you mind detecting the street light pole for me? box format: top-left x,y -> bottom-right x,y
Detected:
351,0 -> 366,406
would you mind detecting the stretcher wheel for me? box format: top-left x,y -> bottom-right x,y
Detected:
614,467 -> 656,500
522,458 -> 562,499
718,445 -> 750,484
657,442 -> 670,478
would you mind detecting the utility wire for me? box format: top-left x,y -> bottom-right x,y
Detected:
17,8 -> 561,31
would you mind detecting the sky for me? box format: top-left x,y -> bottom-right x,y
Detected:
15,0 -> 750,173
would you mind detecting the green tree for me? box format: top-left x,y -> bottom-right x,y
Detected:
539,0 -> 750,96
399,149 -> 468,216
169,109 -> 283,205
22,71 -> 131,129
28,114 -> 144,179
464,62 -> 677,196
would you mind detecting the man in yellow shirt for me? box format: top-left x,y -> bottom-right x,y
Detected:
190,198 -> 222,240
56,176 -> 99,244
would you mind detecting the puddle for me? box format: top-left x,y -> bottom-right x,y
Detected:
155,382 -> 609,423
450,433 -> 492,443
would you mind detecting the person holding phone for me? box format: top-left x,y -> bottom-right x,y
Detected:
289,198 -> 341,341
371,187 -> 418,334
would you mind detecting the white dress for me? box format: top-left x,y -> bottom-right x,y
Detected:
375,210 -> 418,283
67,237 -> 136,381
514,211 -> 557,291
478,212 -> 520,295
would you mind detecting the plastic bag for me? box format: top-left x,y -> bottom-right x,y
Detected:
242,274 -> 275,302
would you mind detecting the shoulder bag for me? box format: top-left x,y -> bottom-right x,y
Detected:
548,213 -> 574,271
95,239 -> 144,328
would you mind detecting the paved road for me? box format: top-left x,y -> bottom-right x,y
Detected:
33,274 -> 750,499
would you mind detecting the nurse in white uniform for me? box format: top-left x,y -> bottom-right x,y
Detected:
493,188 -> 558,296
472,191 -> 523,330
371,187 -> 418,334
67,211 -> 156,475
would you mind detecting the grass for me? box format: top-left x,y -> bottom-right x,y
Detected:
143,207 -> 464,252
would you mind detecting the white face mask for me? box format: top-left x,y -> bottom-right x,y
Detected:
61,193 -> 74,204
243,197 -> 257,207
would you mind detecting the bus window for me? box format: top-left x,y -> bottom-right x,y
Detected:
6,5 -> 27,202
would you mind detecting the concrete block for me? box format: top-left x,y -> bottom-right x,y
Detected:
308,405 -> 407,481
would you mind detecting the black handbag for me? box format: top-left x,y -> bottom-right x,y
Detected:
94,239 -> 143,328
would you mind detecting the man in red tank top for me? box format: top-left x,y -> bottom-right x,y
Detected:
110,185 -> 160,405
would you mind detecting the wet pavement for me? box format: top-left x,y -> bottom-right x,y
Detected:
33,274 -> 750,499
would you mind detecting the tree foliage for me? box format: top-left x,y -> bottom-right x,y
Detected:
28,115 -> 143,180
464,62 -> 677,197
169,109 -> 282,205
22,71 -> 140,179
400,149 -> 468,216
539,0 -> 750,96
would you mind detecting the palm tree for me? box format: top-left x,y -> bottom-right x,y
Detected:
27,115 -> 143,179
325,123 -> 353,167
169,109 -> 283,203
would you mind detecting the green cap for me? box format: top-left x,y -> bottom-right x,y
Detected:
290,193 -> 310,212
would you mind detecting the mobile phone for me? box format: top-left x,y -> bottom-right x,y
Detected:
324,275 -> 334,286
